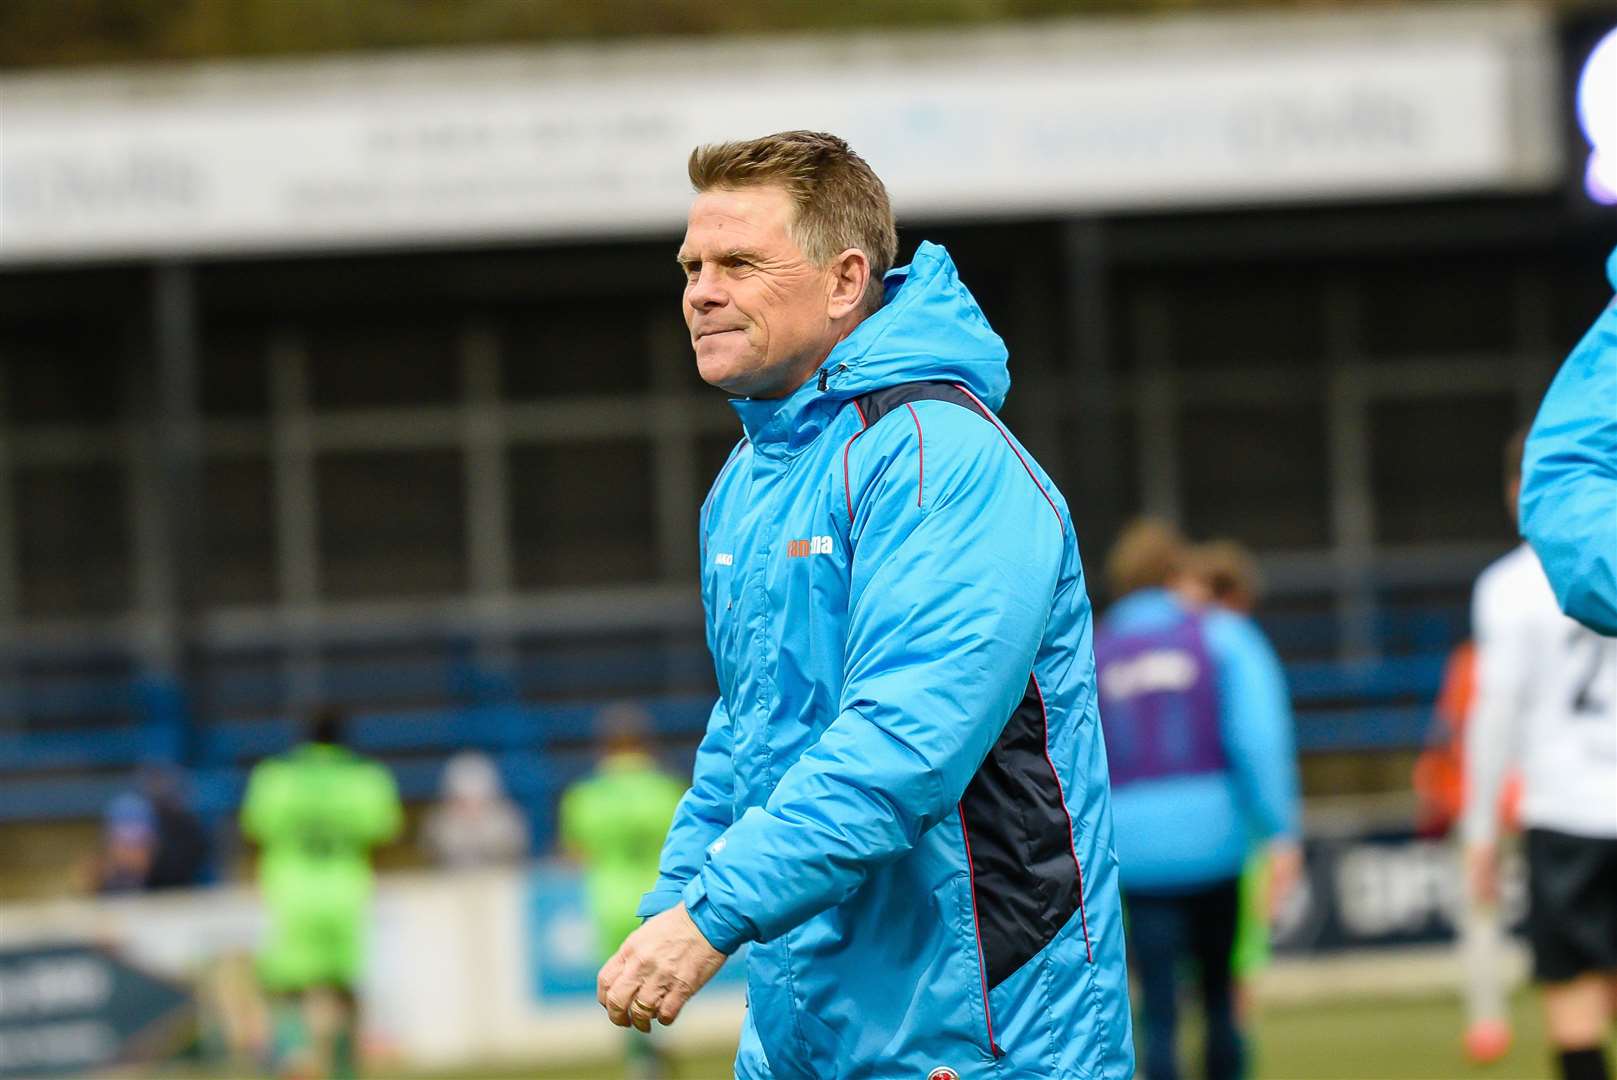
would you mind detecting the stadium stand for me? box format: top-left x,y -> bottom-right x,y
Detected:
0,601 -> 1456,843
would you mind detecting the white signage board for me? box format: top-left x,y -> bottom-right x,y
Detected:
0,5 -> 1561,264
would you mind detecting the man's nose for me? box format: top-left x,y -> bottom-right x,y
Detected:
686,266 -> 726,310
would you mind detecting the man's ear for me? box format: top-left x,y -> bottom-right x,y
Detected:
825,248 -> 871,320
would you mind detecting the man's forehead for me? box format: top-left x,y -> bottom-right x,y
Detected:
681,187 -> 794,253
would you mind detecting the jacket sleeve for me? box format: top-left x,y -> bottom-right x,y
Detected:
1208,613 -> 1300,843
679,407 -> 1066,953
636,696 -> 735,917
1520,274 -> 1617,636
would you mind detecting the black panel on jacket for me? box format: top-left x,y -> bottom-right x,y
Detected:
961,676 -> 1084,989
852,380 -> 984,428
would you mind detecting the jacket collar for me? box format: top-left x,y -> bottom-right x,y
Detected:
728,363 -> 841,456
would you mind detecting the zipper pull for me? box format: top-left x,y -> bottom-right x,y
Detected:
817,364 -> 846,392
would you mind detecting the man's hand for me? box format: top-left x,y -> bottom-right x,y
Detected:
1466,842 -> 1499,906
1266,839 -> 1304,922
597,903 -> 727,1032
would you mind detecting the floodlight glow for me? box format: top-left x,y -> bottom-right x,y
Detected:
1590,154 -> 1617,206
1579,27 -> 1617,205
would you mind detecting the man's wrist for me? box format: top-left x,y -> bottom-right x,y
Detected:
680,875 -> 748,955
636,886 -> 687,920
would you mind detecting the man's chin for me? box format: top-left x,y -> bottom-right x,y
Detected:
695,349 -> 758,395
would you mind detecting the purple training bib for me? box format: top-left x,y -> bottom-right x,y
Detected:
1094,611 -> 1225,789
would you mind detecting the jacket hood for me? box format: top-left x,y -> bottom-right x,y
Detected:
731,241 -> 1010,450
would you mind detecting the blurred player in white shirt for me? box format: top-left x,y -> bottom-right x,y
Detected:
1465,430 -> 1617,1080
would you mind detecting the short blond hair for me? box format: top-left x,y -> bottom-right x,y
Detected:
689,131 -> 898,312
1105,518 -> 1188,599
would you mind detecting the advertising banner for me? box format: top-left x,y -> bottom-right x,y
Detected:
1272,831 -> 1525,955
0,6 -> 1559,264
0,943 -> 191,1079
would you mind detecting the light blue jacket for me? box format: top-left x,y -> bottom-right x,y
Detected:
1101,589 -> 1300,892
640,243 -> 1133,1079
1520,247 -> 1617,636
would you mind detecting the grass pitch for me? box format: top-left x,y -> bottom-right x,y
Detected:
418,990 -> 1570,1079
178,990 -> 1580,1078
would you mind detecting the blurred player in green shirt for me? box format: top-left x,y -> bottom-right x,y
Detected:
560,705 -> 685,1078
242,708 -> 402,1080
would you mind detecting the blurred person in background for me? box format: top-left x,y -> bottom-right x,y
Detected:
87,792 -> 158,894
1097,520 -> 1301,1080
421,750 -> 529,869
1464,429 -> 1617,1080
601,131 -> 1133,1078
1518,247 -> 1616,638
1188,539 -> 1262,618
1186,540 -> 1286,1030
140,764 -> 213,889
1413,642 -> 1485,840
561,703 -> 685,1080
86,774 -> 212,893
241,707 -> 403,1080
1411,630 -> 1521,1063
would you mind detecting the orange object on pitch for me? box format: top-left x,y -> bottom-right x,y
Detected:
1412,641 -> 1522,837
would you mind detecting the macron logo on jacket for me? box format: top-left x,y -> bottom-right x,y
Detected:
786,535 -> 835,558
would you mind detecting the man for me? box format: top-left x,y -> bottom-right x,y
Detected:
422,750 -> 530,870
90,792 -> 158,894
1188,539 -> 1263,618
596,131 -> 1133,1078
1464,430 -> 1617,1080
1519,246 -> 1617,636
1187,540 -> 1286,1030
141,765 -> 213,889
88,773 -> 213,894
241,708 -> 402,1080
1097,520 -> 1300,1080
561,705 -> 686,1080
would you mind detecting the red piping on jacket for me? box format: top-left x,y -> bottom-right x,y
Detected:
953,383 -> 1065,536
842,402 -> 871,525
904,402 -> 924,507
958,807 -> 1004,1056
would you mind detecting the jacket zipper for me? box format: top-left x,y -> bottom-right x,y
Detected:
817,363 -> 847,392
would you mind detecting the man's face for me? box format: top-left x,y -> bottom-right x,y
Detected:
678,185 -> 836,398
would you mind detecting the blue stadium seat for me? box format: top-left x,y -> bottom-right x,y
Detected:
0,728 -> 149,774
0,599 -> 1463,831
0,773 -> 135,823
1292,705 -> 1432,753
1286,653 -> 1447,704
